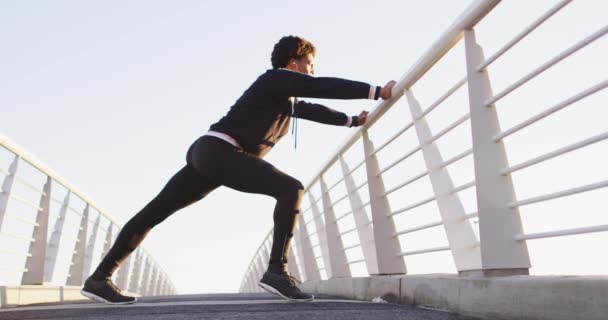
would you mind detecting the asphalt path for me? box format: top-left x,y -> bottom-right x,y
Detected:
0,293 -> 490,320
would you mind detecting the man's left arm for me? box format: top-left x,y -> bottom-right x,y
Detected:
293,100 -> 365,127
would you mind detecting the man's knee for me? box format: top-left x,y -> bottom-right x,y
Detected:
287,178 -> 304,195
274,177 -> 304,200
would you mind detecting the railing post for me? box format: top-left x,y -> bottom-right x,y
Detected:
362,131 -> 407,274
162,277 -> 168,295
247,277 -> 254,293
297,213 -> 321,281
22,176 -> 52,285
149,266 -> 158,296
156,272 -> 163,296
308,192 -> 331,277
0,155 -> 19,231
83,213 -> 101,278
339,156 -> 379,275
128,249 -> 142,293
319,177 -> 350,278
45,190 -> 70,282
261,240 -> 270,272
159,276 -> 166,295
250,258 -> 257,284
406,90 -> 482,272
101,223 -> 113,261
140,256 -> 151,296
287,245 -> 302,280
255,255 -> 264,289
67,204 -> 90,286
464,29 -> 531,275
117,253 -> 132,291
153,272 -> 160,296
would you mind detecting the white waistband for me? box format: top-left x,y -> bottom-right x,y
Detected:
204,131 -> 243,149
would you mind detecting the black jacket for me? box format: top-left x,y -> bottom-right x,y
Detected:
209,68 -> 380,157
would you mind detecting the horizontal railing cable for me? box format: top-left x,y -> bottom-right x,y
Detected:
398,245 -> 451,257
450,180 -> 476,194
371,121 -> 416,156
0,231 -> 35,242
425,113 -> 470,145
477,0 -> 574,71
417,77 -> 468,120
515,224 -> 608,241
382,171 -> 429,197
436,148 -> 473,169
394,220 -> 444,237
8,193 -> 42,211
3,212 -> 39,227
484,24 -> 608,107
13,175 -> 47,196
389,195 -> 436,217
510,179 -> 608,208
495,80 -> 608,141
502,131 -> 608,175
346,258 -> 366,265
341,243 -> 362,251
377,146 -> 422,176
0,248 -> 32,257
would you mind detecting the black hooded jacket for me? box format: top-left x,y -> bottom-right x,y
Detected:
209,68 -> 380,157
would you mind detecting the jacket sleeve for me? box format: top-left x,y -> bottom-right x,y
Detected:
259,69 -> 381,100
293,100 -> 354,126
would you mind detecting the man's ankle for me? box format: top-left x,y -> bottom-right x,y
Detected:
90,270 -> 110,281
267,264 -> 287,275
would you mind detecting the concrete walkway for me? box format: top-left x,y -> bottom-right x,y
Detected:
0,293 -> 489,320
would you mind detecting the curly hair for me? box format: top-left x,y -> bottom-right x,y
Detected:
271,36 -> 316,69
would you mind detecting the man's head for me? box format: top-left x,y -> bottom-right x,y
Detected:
271,35 -> 316,75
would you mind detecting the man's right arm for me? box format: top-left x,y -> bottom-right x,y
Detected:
258,69 -> 382,100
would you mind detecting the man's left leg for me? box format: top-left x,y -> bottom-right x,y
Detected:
188,144 -> 313,301
82,164 -> 218,304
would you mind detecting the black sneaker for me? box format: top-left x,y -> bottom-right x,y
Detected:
258,271 -> 314,301
81,276 -> 138,304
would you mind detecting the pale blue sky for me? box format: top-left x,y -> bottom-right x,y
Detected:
1,0 -> 606,294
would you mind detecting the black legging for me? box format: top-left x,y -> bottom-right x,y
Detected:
91,135 -> 303,280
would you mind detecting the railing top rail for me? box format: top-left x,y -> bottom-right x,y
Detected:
303,0 -> 500,191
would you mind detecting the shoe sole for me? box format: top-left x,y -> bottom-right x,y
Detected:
258,282 -> 314,302
80,290 -> 138,305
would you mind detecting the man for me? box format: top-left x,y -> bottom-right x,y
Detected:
81,35 -> 395,304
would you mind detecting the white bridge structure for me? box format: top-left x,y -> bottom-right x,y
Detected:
0,136 -> 176,306
1,0 -> 606,319
240,0 -> 607,319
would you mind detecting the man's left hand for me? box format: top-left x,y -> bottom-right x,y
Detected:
358,110 -> 369,126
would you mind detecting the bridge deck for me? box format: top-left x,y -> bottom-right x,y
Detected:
0,293 -> 488,320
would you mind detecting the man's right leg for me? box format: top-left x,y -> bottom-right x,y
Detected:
82,163 -> 219,304
188,136 -> 313,301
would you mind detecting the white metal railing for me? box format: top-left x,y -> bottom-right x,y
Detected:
240,0 -> 607,293
0,135 -> 177,297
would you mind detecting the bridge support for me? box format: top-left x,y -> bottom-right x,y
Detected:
340,157 -> 378,275
128,250 -> 142,293
406,91 -> 482,272
362,131 -> 406,275
319,177 -> 350,278
22,177 -> 52,285
296,213 -> 321,281
0,155 -> 19,231
83,214 -> 101,279
464,29 -> 531,275
45,191 -> 71,283
67,205 -> 90,286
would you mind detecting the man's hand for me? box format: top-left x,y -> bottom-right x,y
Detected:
380,80 -> 396,100
357,110 -> 369,126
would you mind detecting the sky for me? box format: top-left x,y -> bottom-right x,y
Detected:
1,0 -> 607,294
